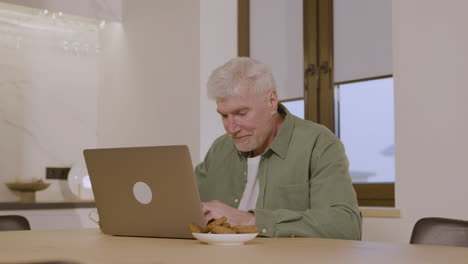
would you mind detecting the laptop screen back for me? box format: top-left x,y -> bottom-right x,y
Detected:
84,145 -> 205,238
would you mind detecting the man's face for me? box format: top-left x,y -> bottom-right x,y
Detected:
216,84 -> 278,155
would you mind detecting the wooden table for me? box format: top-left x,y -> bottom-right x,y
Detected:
1,228 -> 467,264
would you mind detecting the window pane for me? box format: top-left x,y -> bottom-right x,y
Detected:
282,99 -> 305,119
336,78 -> 394,183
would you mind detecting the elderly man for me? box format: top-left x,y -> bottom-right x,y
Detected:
195,57 -> 361,239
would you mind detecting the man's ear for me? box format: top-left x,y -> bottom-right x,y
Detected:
267,90 -> 279,114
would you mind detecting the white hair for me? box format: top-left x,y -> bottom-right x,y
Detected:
207,57 -> 277,100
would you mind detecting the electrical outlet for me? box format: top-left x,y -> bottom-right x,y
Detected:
46,167 -> 71,180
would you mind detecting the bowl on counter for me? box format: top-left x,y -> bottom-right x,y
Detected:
5,180 -> 51,202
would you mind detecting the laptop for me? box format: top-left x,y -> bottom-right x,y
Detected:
83,145 -> 205,238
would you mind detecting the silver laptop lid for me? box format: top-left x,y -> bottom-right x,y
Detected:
84,145 -> 205,238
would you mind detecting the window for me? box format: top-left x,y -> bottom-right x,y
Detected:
282,99 -> 305,119
336,77 -> 394,183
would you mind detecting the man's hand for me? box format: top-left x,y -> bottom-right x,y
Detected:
202,200 -> 256,226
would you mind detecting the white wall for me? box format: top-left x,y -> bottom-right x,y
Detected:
1,0 -> 202,229
363,0 -> 468,243
199,0 -> 237,159
0,0 -> 201,203
0,2 -> 99,201
98,0 -> 201,164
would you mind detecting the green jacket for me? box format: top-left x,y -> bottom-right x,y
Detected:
195,105 -> 361,239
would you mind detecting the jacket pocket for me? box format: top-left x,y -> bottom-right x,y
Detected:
267,183 -> 310,211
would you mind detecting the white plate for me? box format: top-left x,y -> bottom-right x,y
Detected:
192,232 -> 259,245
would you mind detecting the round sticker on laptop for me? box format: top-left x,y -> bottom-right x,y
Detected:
133,182 -> 152,204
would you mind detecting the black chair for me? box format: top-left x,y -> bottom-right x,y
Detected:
0,215 -> 31,231
410,217 -> 468,247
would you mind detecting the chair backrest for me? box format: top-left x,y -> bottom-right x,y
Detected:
0,215 -> 31,231
410,217 -> 468,247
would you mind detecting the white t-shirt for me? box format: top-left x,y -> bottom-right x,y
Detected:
238,156 -> 261,211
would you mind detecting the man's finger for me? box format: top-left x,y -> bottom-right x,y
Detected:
201,202 -> 210,214
204,212 -> 215,224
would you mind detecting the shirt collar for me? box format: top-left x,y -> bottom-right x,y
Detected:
265,103 -> 294,159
